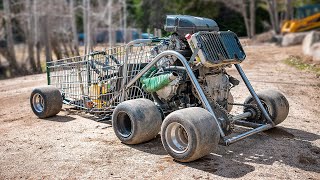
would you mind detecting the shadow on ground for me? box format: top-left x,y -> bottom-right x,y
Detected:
44,115 -> 76,122
127,135 -> 167,156
131,126 -> 320,178
56,108 -> 320,177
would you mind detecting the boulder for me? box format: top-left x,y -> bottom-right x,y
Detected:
281,32 -> 309,47
302,31 -> 320,56
253,30 -> 275,43
311,43 -> 320,63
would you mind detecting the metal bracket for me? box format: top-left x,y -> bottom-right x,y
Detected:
222,64 -> 275,146
188,44 -> 201,63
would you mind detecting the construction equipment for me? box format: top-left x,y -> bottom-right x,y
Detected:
30,15 -> 290,162
281,4 -> 320,33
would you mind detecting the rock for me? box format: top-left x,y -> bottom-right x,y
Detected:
302,31 -> 320,56
253,30 -> 275,43
253,31 -> 283,44
311,43 -> 320,63
281,32 -> 309,47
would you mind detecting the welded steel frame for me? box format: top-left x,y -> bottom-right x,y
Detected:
122,41 -> 275,146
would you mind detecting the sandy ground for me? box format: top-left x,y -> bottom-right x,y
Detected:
0,44 -> 319,179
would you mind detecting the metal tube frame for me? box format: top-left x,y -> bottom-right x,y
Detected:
120,39 -> 152,102
118,40 -> 275,146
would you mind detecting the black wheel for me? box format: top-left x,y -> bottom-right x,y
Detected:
244,89 -> 289,125
161,107 -> 220,162
30,86 -> 62,118
112,98 -> 162,144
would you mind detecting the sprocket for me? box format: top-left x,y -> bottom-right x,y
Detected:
192,85 -> 234,136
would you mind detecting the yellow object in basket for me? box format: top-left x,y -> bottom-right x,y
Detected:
89,83 -> 109,109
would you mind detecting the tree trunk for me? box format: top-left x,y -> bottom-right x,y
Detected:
36,42 -> 41,71
273,0 -> 280,33
43,15 -> 52,63
51,37 -> 63,60
70,0 -> 80,56
83,0 -> 91,54
62,40 -> 70,58
3,0 -> 18,75
123,0 -> 127,43
107,0 -> 113,47
249,0 -> 256,37
26,0 -> 37,72
34,0 -> 42,72
241,0 -> 251,38
266,0 -> 280,34
285,0 -> 293,20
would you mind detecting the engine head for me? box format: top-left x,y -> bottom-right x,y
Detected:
163,15 -> 246,67
164,15 -> 219,38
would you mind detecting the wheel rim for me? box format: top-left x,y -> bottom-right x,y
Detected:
116,111 -> 132,138
261,100 -> 272,115
247,99 -> 272,122
165,122 -> 189,154
32,93 -> 45,113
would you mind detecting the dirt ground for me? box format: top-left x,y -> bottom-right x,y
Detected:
0,43 -> 319,179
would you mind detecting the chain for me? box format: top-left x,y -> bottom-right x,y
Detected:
202,86 -> 233,118
192,85 -> 235,133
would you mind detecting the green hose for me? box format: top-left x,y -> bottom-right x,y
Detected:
140,67 -> 173,92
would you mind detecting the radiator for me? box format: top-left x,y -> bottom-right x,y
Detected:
187,31 -> 246,67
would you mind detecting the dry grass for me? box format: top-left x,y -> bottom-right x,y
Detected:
284,55 -> 320,77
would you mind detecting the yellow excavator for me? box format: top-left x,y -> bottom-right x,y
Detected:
281,4 -> 320,34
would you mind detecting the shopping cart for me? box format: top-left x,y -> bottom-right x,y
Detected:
45,40 -> 155,115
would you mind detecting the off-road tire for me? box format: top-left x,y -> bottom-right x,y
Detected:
161,107 -> 220,162
244,89 -> 289,125
112,98 -> 162,144
30,86 -> 62,118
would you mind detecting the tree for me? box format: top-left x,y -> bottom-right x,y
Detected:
70,0 -> 79,56
107,0 -> 113,46
3,0 -> 18,75
285,0 -> 293,20
250,0 -> 256,37
265,0 -> 280,34
26,0 -> 37,72
220,0 -> 256,38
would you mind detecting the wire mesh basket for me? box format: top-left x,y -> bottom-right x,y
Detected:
47,40 -> 155,114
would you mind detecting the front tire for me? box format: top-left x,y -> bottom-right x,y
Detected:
161,107 -> 220,162
112,98 -> 162,144
30,86 -> 62,118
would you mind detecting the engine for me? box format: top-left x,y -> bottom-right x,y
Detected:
142,15 -> 245,134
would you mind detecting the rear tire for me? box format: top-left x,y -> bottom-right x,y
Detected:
30,86 -> 62,118
244,89 -> 289,125
112,98 -> 162,144
161,107 -> 220,162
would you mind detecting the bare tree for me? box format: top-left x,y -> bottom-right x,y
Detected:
123,0 -> 127,43
265,0 -> 280,34
285,0 -> 293,20
70,0 -> 79,56
3,0 -> 18,75
107,0 -> 113,47
26,0 -> 37,72
221,0 -> 256,38
34,0 -> 42,72
240,1 -> 251,38
250,0 -> 256,37
43,15 -> 52,63
83,0 -> 92,54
